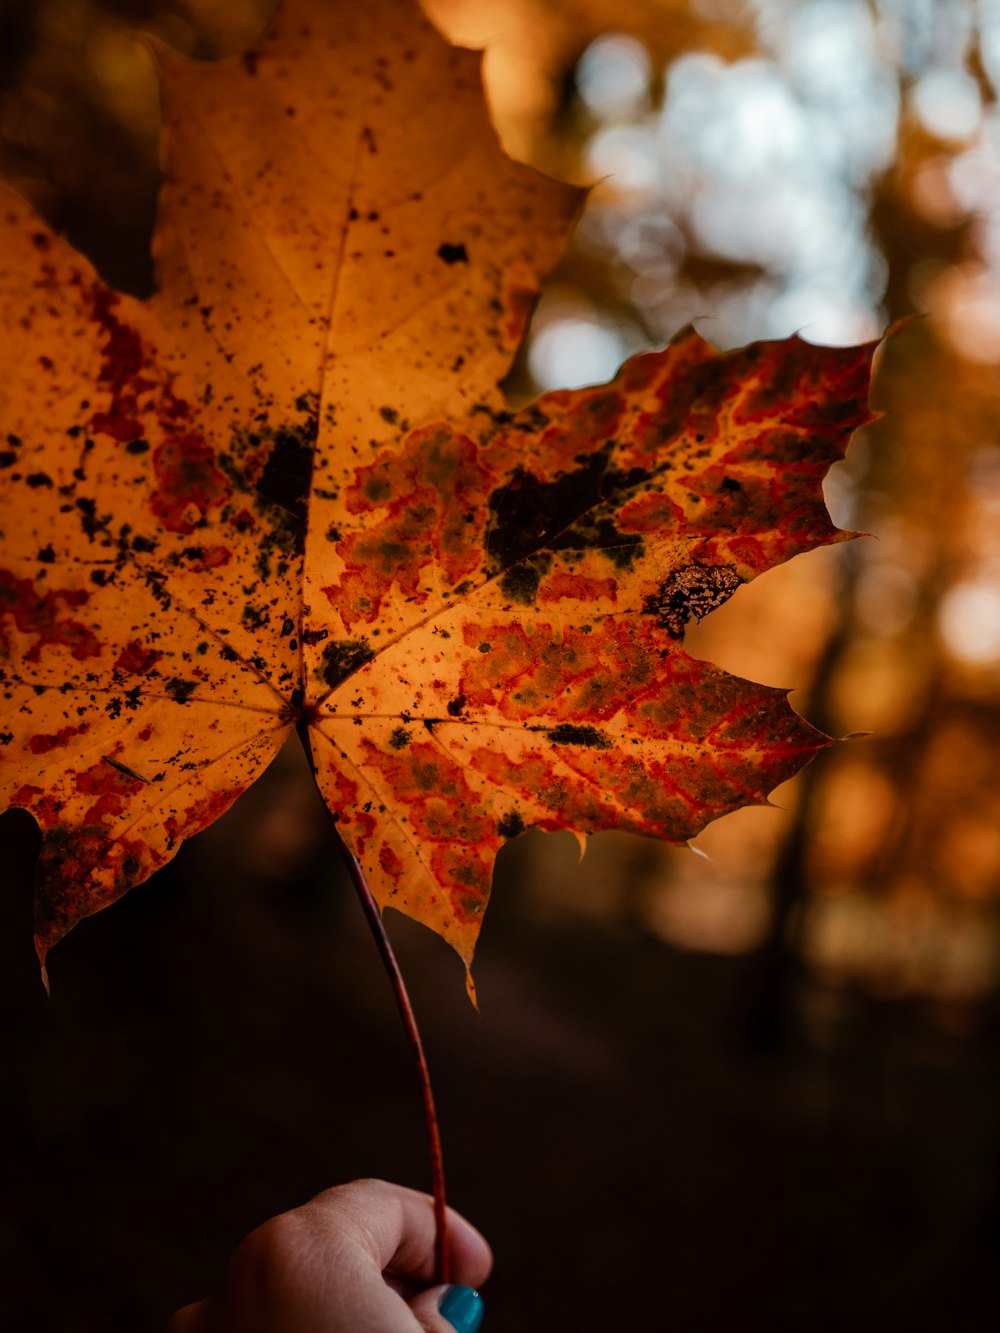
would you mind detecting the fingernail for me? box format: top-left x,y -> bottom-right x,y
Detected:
438,1284 -> 484,1333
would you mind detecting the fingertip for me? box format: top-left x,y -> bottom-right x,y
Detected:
443,1206 -> 493,1288
439,1285 -> 485,1333
410,1284 -> 485,1333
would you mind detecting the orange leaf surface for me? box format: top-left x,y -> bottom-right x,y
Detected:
0,0 -> 878,978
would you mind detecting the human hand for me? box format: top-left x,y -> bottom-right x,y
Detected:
167,1178 -> 492,1333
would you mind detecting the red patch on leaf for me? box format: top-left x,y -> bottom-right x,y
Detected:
0,568 -> 102,663
617,489 -> 687,533
378,841 -> 404,878
429,842 -> 491,922
230,507 -> 258,535
324,425 -> 490,630
538,571 -> 619,603
361,738 -> 492,847
74,760 -> 144,830
114,640 -> 162,675
10,782 -> 50,812
319,764 -> 377,851
28,722 -> 90,754
357,743 -> 495,925
150,433 -> 231,534
458,618 -> 654,723
88,286 -> 154,443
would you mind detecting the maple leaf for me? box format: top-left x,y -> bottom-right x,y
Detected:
0,0 -> 877,982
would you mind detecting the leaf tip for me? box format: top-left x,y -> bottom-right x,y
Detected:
464,966 -> 479,1012
33,941 -> 51,1000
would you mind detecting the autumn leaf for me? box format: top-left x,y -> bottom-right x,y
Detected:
0,0 -> 877,980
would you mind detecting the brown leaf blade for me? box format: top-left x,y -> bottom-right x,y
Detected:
0,0 -> 878,977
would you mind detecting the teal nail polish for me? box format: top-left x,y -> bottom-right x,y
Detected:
439,1284 -> 484,1333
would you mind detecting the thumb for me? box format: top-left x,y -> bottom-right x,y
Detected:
409,1284 -> 485,1333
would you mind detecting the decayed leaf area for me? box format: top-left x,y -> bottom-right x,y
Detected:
0,0 -> 876,978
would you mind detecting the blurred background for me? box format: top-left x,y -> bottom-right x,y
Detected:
2,0 -> 1000,1328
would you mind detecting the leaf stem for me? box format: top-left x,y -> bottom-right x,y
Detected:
337,828 -> 452,1284
296,721 -> 451,1285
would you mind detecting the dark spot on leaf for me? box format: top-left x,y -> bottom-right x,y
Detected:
389,726 -> 412,749
280,617 -> 295,637
132,535 -> 155,553
320,638 -> 373,688
547,514 -> 643,569
75,497 -> 101,540
165,678 -> 197,704
497,810 -> 525,840
0,452 -> 15,468
478,642 -> 492,653
602,464 -> 652,495
379,406 -> 398,424
643,563 -> 743,639
256,424 -> 315,528
447,693 -> 466,717
302,627 -> 329,646
487,446 -> 644,572
721,476 -> 742,492
437,242 -> 468,265
90,569 -> 109,586
26,473 -> 52,488
498,553 -> 551,606
37,545 -> 55,563
546,723 -> 613,749
126,438 -> 150,455
488,459 -> 595,566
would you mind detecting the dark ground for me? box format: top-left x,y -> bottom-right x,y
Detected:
2,749 -> 999,1332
